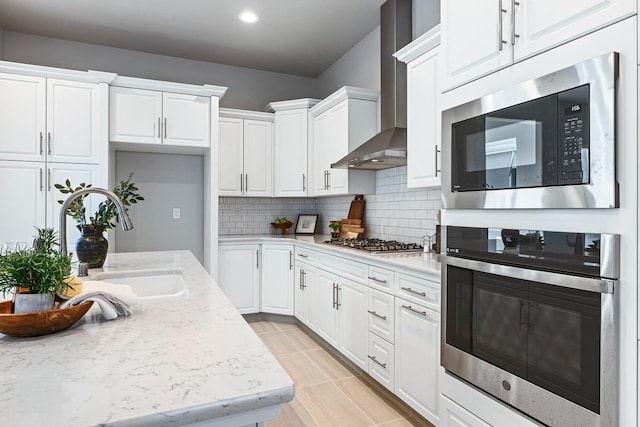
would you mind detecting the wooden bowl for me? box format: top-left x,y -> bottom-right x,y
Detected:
271,221 -> 293,236
0,300 -> 94,337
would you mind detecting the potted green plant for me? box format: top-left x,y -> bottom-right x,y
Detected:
0,228 -> 72,314
55,172 -> 144,268
328,222 -> 341,239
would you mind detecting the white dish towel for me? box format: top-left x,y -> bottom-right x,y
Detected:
60,281 -> 141,320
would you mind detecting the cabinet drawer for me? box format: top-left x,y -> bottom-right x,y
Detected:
295,247 -> 319,266
368,265 -> 394,293
440,395 -> 491,427
367,288 -> 395,344
368,332 -> 394,392
319,253 -> 368,284
394,272 -> 440,311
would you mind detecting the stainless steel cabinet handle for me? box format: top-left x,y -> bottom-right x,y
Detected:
39,132 -> 43,155
401,286 -> 426,297
511,0 -> 520,45
367,310 -> 387,321
435,145 -> 441,177
163,117 -> 167,138
327,171 -> 331,189
245,174 -> 248,192
158,117 -> 161,138
302,174 -> 306,192
240,173 -> 244,192
498,0 -> 507,51
402,304 -> 427,317
47,132 -> 52,155
335,285 -> 341,309
289,251 -> 293,270
39,168 -> 43,191
256,249 -> 259,269
368,355 -> 387,369
48,169 -> 51,191
368,276 -> 387,284
298,253 -> 308,258
300,269 -> 304,290
332,283 -> 336,309
302,270 -> 306,289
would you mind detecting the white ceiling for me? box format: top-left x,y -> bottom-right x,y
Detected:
0,0 -> 386,77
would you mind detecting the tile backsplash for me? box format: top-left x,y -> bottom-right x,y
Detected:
219,166 -> 441,244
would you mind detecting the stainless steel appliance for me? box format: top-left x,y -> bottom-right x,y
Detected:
440,226 -> 619,427
324,238 -> 423,255
441,52 -> 618,209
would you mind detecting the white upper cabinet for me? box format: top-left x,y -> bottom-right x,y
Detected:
218,109 -> 274,197
268,99 -> 319,198
110,86 -> 211,147
309,87 -> 378,197
441,0 -> 635,90
0,73 -> 46,162
0,73 -> 101,164
395,26 -> 441,189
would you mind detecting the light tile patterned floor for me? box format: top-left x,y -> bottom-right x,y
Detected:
249,320 -> 435,427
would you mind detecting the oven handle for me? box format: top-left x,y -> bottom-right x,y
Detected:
439,255 -> 614,294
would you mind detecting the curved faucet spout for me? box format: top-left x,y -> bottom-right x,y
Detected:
59,187 -> 134,256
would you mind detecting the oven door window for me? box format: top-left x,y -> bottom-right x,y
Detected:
527,283 -> 601,414
451,93 -> 558,192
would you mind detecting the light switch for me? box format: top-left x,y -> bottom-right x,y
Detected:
172,208 -> 181,219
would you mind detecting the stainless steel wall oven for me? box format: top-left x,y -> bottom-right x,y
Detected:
441,52 -> 618,209
440,226 -> 619,426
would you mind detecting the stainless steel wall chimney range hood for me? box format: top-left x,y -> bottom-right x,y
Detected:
331,0 -> 412,170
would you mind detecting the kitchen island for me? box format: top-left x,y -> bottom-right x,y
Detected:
0,250 -> 295,426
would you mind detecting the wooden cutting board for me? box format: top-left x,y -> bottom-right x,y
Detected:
348,195 -> 365,220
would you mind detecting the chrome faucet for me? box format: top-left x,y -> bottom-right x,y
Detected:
59,187 -> 134,256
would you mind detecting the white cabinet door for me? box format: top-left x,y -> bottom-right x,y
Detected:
395,299 -> 440,425
261,244 -> 294,315
162,92 -> 210,147
48,164 -> 103,251
514,0 -> 635,62
243,119 -> 273,197
295,262 -> 317,329
441,0 -> 512,91
311,111 -> 329,196
0,161 -> 46,244
109,87 -> 162,144
439,395 -> 491,427
218,117 -> 244,196
407,47 -> 441,188
337,277 -> 368,370
315,268 -> 339,348
0,73 -> 46,162
326,102 -> 349,195
368,332 -> 395,392
273,109 -> 308,197
218,244 -> 260,314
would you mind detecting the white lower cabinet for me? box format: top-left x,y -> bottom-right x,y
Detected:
294,262 -> 317,329
337,278 -> 368,370
315,268 -> 340,348
440,395 -> 491,427
367,287 -> 395,343
395,298 -> 440,425
367,332 -> 395,392
218,244 -> 260,314
261,244 -> 294,315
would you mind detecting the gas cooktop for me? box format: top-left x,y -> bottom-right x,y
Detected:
324,238 -> 423,255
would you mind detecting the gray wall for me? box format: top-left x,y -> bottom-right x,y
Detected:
114,151 -> 205,262
2,31 -> 320,110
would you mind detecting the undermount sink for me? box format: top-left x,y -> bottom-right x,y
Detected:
91,269 -> 188,301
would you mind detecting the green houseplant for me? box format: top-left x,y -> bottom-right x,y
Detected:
0,228 -> 72,313
55,172 -> 144,268
328,222 -> 341,239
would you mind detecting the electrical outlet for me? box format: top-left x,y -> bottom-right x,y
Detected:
172,208 -> 181,219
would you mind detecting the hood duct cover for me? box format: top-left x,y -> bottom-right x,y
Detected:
332,0 -> 412,170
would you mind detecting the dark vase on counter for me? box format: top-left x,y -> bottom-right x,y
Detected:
76,224 -> 108,268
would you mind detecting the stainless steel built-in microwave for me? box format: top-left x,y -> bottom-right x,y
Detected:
441,52 -> 618,209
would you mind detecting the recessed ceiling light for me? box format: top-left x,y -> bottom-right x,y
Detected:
239,11 -> 259,23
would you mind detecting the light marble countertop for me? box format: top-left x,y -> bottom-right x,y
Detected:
219,234 -> 441,280
0,250 -> 294,426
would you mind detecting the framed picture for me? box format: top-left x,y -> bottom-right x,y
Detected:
295,214 -> 319,234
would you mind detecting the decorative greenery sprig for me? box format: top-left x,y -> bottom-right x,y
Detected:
0,228 -> 72,296
55,172 -> 144,231
329,222 -> 341,232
